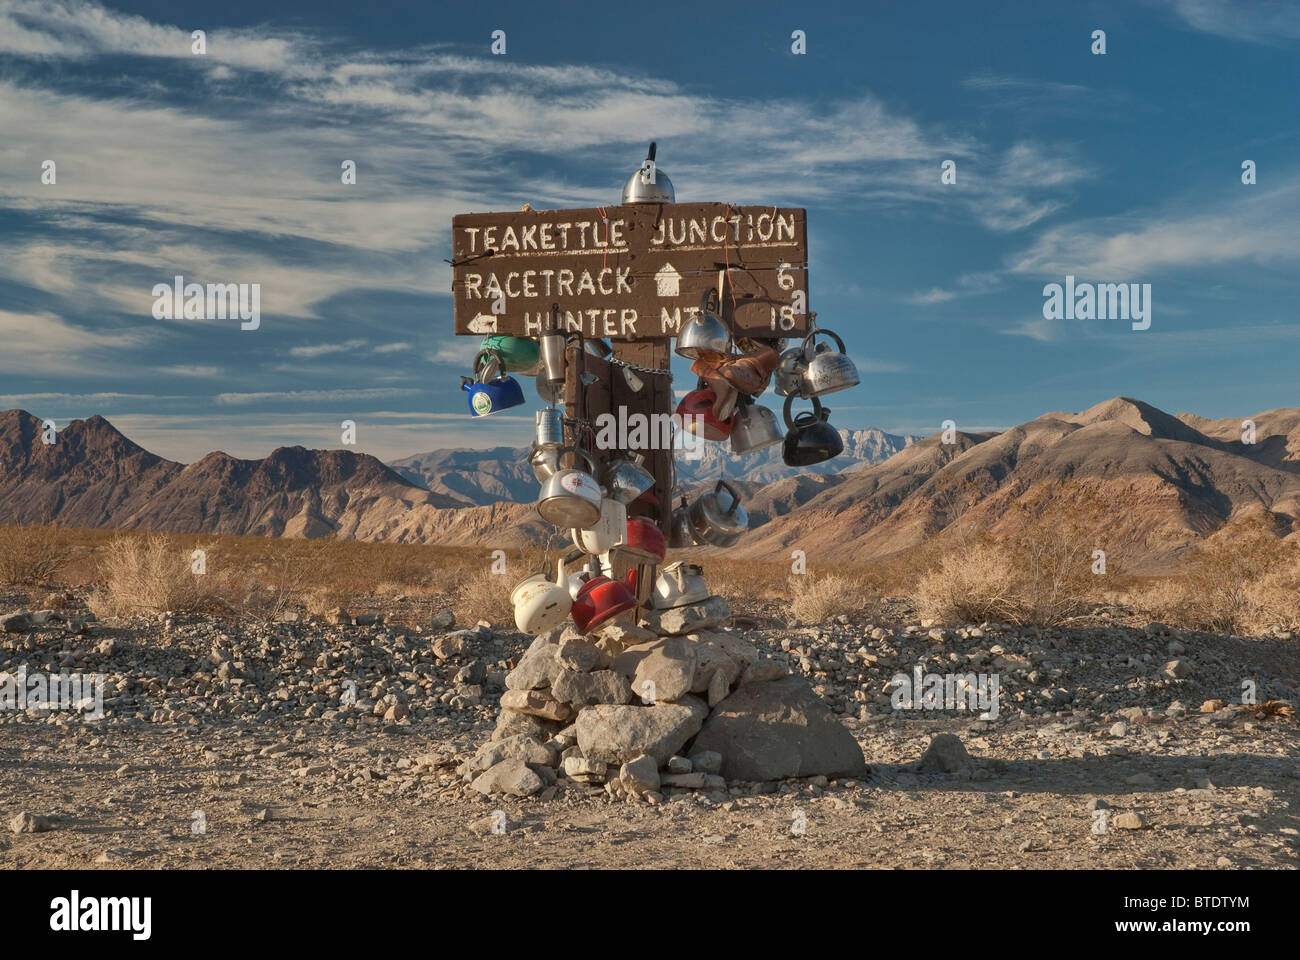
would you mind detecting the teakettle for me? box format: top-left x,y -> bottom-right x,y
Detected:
617,516 -> 667,564
603,454 -> 655,505
669,496 -> 697,548
675,289 -> 731,359
571,497 -> 628,554
774,343 -> 807,397
676,386 -> 733,441
526,442 -> 559,483
511,558 -> 574,634
621,141 -> 675,205
571,567 -> 639,633
462,349 -> 525,417
535,406 -> 563,447
730,397 -> 783,454
687,479 -> 749,547
536,447 -> 603,528
782,395 -> 844,466
480,335 -> 540,374
652,560 -> 711,609
800,328 -> 859,396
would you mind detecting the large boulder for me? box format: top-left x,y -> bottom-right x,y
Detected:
691,676 -> 868,781
576,697 -> 709,765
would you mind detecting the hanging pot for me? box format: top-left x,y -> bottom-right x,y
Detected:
668,496 -> 696,549
536,447 -> 602,528
570,568 -> 638,633
571,497 -> 628,553
462,374 -> 524,417
526,442 -> 559,483
511,558 -> 573,634
652,560 -> 710,609
687,479 -> 749,547
535,406 -> 564,447
799,328 -> 860,397
676,387 -> 733,441
675,289 -> 732,359
730,397 -> 784,454
535,370 -> 563,404
603,454 -> 655,505
480,335 -> 540,374
774,343 -> 809,397
782,395 -> 844,466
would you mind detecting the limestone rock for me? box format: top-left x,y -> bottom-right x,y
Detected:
640,596 -> 730,636
506,643 -> 562,691
471,759 -> 545,797
576,697 -> 709,766
619,755 -> 660,794
614,637 -> 697,704
500,689 -> 574,722
551,669 -> 632,707
691,676 -> 868,781
918,733 -> 972,774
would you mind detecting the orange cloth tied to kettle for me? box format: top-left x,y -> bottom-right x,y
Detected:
689,345 -> 780,399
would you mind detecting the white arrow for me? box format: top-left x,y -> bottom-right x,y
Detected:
468,313 -> 498,334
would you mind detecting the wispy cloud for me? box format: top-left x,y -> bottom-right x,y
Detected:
1157,0 -> 1300,44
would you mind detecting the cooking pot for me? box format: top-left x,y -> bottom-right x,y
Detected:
800,328 -> 859,396
676,289 -> 732,359
480,335 -> 540,374
652,560 -> 711,609
511,558 -> 573,634
676,387 -> 733,441
730,397 -> 784,454
687,479 -> 748,547
571,497 -> 627,554
536,447 -> 602,528
669,496 -> 697,548
782,395 -> 844,466
603,454 -> 655,505
570,568 -> 638,633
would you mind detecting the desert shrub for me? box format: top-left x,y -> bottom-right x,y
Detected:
454,568 -> 514,627
1135,522 -> 1300,634
789,574 -> 874,622
0,525 -> 71,585
87,534 -> 223,617
914,485 -> 1110,626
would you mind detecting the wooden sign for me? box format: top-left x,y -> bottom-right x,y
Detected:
451,203 -> 809,341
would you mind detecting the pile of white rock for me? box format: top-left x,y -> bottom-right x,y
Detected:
459,596 -> 869,801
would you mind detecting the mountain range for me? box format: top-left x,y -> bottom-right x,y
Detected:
2,398 -> 1297,569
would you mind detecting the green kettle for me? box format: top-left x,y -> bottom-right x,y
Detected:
480,335 -> 540,374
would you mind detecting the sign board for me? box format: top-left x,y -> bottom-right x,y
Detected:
451,203 -> 809,340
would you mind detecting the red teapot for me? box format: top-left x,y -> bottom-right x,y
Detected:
676,387 -> 733,441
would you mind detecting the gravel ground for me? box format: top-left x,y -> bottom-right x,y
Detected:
2,591 -> 1296,869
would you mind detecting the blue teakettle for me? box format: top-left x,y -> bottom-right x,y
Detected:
463,349 -> 524,417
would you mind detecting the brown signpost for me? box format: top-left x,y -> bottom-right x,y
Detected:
452,203 -> 809,341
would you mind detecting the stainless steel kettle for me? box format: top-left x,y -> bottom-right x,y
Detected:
799,327 -> 859,396
730,397 -> 784,454
687,479 -> 748,547
676,288 -> 731,359
621,142 -> 675,205
536,447 -> 603,528
774,343 -> 808,397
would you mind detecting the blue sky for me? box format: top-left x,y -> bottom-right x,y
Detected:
1,0 -> 1296,462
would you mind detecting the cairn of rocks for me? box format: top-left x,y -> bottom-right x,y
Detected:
460,595 -> 869,801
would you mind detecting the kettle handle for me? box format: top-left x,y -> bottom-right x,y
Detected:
473,348 -> 505,383
801,327 -> 845,358
714,478 -> 742,517
556,444 -> 596,474
783,394 -> 824,430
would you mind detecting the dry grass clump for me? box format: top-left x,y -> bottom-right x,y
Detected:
0,524 -> 72,584
789,574 -> 874,622
914,485 -> 1111,626
1133,522 -> 1300,634
87,534 -> 225,617
454,568 -> 515,626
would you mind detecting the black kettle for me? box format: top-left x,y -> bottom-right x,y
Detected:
782,395 -> 843,466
